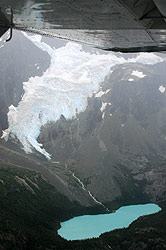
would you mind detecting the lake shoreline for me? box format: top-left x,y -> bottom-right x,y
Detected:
58,203 -> 161,241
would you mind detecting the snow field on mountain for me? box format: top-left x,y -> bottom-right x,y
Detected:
2,33 -> 163,159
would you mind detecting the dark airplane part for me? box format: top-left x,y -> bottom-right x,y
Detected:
1,0 -> 166,52
0,8 -> 10,39
154,0 -> 166,18
6,9 -> 14,42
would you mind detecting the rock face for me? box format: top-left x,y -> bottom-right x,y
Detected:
39,61 -> 166,206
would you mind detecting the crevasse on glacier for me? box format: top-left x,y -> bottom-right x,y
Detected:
2,32 -> 163,159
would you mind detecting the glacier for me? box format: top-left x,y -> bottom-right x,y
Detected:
2,32 -> 164,159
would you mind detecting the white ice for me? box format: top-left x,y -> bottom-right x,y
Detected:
131,70 -> 146,78
95,88 -> 111,97
100,102 -> 108,119
2,33 -> 164,159
95,91 -> 105,98
128,53 -> 163,65
159,85 -> 166,93
105,89 -> 111,94
100,102 -> 107,113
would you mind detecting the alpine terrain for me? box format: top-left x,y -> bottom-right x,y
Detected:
0,30 -> 166,250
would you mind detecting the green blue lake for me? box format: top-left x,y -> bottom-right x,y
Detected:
58,203 -> 161,240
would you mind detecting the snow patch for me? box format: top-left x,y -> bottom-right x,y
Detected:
95,88 -> 111,97
100,102 -> 107,112
105,89 -> 111,94
1,130 -> 7,139
131,70 -> 146,78
35,63 -> 40,70
128,78 -> 134,81
128,53 -> 163,65
100,102 -> 107,119
95,91 -> 105,98
159,85 -> 166,93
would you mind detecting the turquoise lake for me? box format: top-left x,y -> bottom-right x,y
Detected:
58,203 -> 161,240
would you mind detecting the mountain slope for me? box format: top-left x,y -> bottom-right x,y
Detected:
38,61 -> 166,207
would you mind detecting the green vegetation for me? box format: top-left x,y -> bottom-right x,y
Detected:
98,202 -> 166,250
0,161 -> 89,250
1,145 -> 166,250
1,161 -> 166,250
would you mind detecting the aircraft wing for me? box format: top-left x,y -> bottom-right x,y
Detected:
1,0 -> 166,52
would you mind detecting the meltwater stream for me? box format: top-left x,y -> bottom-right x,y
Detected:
58,203 -> 161,240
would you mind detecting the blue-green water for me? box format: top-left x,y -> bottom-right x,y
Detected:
58,203 -> 161,240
